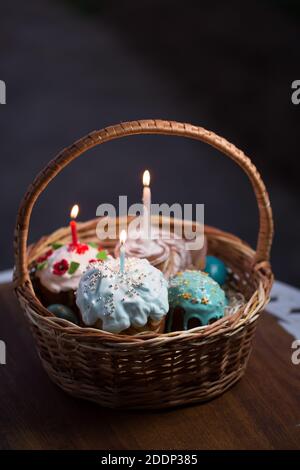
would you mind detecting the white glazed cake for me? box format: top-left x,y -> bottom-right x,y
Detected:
35,242 -> 109,293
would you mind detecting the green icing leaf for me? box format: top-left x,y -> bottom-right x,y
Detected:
88,242 -> 99,249
68,261 -> 80,275
51,242 -> 63,250
96,250 -> 108,260
37,261 -> 48,271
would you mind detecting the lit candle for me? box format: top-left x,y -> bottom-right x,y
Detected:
142,170 -> 151,238
70,204 -> 79,246
119,229 -> 127,273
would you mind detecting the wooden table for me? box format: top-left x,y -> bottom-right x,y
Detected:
0,283 -> 299,450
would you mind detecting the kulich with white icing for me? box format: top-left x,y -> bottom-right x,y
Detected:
35,243 -> 109,293
76,257 -> 169,333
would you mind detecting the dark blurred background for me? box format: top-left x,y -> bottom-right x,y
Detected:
1,0 -> 300,285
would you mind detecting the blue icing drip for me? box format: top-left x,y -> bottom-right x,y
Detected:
183,310 -> 224,330
168,270 -> 227,330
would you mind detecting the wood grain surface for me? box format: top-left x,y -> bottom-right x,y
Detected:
0,283 -> 299,450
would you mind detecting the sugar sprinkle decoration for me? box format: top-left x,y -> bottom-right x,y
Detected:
81,258 -> 151,317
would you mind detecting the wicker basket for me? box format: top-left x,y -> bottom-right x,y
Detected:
14,119 -> 274,409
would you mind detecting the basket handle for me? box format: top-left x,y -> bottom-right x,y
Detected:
14,119 -> 273,285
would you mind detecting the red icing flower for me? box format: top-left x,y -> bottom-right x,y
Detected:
89,259 -> 98,263
37,249 -> 53,263
76,243 -> 89,255
67,243 -> 89,254
53,259 -> 69,276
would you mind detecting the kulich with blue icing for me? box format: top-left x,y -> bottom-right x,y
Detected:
167,270 -> 227,331
76,257 -> 169,333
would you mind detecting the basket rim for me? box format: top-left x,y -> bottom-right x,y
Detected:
16,284 -> 265,344
14,220 -> 273,345
16,292 -> 264,350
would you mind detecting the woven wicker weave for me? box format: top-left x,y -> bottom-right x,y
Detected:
14,120 -> 274,409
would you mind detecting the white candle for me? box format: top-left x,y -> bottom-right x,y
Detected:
119,230 -> 127,273
142,170 -> 151,239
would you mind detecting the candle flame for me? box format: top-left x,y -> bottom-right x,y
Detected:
120,229 -> 127,245
143,169 -> 150,187
70,204 -> 79,219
